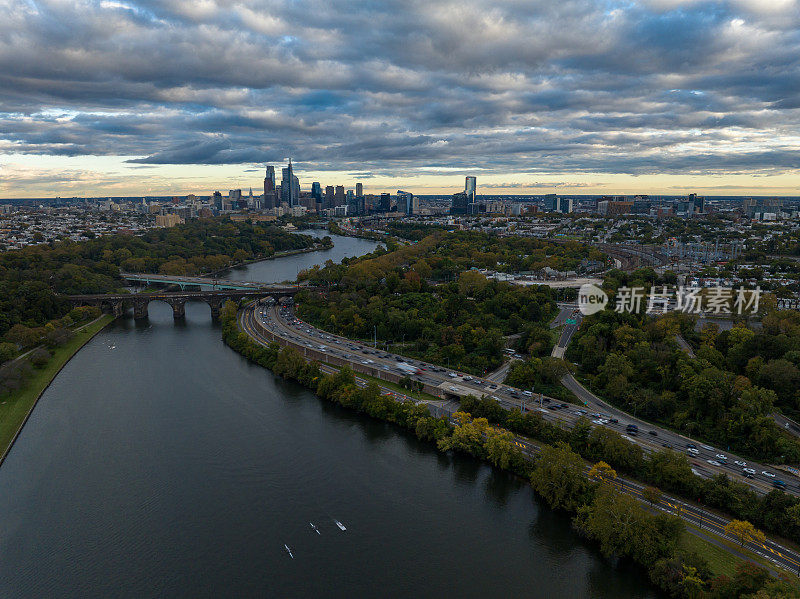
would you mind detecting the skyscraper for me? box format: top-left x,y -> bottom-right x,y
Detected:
263,165 -> 277,209
451,191 -> 468,215
465,176 -> 477,202
281,159 -> 298,207
334,185 -> 345,207
356,182 -> 363,197
397,190 -> 416,215
379,193 -> 391,212
311,182 -> 322,201
325,185 -> 335,209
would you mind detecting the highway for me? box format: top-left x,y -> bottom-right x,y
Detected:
551,307 -> 798,498
237,302 -> 800,576
248,300 -> 795,501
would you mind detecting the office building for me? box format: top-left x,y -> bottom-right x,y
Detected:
558,197 -> 574,214
597,199 -> 633,217
325,185 -> 335,209
356,183 -> 363,197
689,193 -> 706,214
450,191 -> 468,215
334,185 -> 345,207
543,194 -> 558,211
311,182 -> 322,202
212,191 -> 223,211
397,190 -> 416,215
281,160 -> 299,207
155,214 -> 182,227
465,176 -> 477,202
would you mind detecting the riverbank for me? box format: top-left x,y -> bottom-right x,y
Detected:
225,302 -> 800,597
0,315 -> 114,465
208,241 -> 331,277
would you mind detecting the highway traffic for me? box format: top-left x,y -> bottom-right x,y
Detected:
250,299 -> 796,499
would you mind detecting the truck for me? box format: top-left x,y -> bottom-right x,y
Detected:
396,362 -> 421,376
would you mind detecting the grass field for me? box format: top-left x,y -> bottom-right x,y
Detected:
0,315 -> 114,460
680,528 -> 744,579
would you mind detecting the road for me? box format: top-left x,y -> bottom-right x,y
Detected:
550,307 -> 795,498
248,300 -> 795,500
237,302 -> 800,576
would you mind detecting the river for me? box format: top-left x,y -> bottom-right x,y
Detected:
0,233 -> 658,598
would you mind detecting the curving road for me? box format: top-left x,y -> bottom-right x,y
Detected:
249,300 -> 795,500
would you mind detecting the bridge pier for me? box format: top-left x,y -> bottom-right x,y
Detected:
133,297 -> 149,319
168,298 -> 186,319
207,298 -> 223,319
111,300 -> 125,318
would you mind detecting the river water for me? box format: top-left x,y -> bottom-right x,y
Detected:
0,233 -> 657,598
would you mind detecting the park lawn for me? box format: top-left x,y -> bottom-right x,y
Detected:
0,315 -> 114,458
682,523 -> 800,581
680,528 -> 744,579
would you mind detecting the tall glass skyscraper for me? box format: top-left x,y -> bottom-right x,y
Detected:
465,176 -> 477,201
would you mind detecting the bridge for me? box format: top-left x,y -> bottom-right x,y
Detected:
120,272 -> 286,291
66,287 -> 306,319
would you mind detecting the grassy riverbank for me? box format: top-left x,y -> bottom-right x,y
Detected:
0,315 -> 114,462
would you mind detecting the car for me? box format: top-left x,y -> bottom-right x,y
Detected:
591,413 -> 601,418
661,443 -> 671,448
448,372 -> 458,378
715,454 -> 727,462
687,443 -> 697,450
560,404 -> 568,409
743,467 -> 756,474
463,376 -> 472,381
648,430 -> 658,436
700,444 -> 713,451
762,471 -> 776,478
707,460 -> 721,466
449,386 -> 458,392
592,419 -> 604,425
687,448 -> 700,455
734,460 -> 747,467
523,391 -> 533,396
609,418 -> 619,424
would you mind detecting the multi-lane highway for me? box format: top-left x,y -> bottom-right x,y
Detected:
237,301 -> 800,575
551,306 -> 798,497
246,300 -> 796,500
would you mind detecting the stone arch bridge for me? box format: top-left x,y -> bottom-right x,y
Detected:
66,287 -> 306,319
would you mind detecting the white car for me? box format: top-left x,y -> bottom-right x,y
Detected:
762,471 -> 776,478
715,454 -> 728,462
707,460 -> 721,467
523,390 -> 533,396
743,467 -> 756,475
687,448 -> 700,455
700,444 -> 714,451
734,460 -> 747,467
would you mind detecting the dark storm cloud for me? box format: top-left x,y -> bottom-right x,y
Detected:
1,0 -> 799,177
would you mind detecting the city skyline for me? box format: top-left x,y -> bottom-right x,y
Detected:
1,0 -> 799,197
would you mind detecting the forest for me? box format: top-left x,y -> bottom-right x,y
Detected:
0,218 -> 318,352
566,267 -> 800,463
294,231 -> 586,374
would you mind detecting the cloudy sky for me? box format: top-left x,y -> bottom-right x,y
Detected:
1,0 -> 799,197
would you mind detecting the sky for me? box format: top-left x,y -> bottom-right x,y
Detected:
1,0 -> 799,198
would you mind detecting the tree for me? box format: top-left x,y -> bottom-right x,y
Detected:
642,486 -> 662,507
724,519 -> 766,548
530,442 -> 594,511
29,348 -> 51,368
588,461 -> 617,482
0,342 -> 16,364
